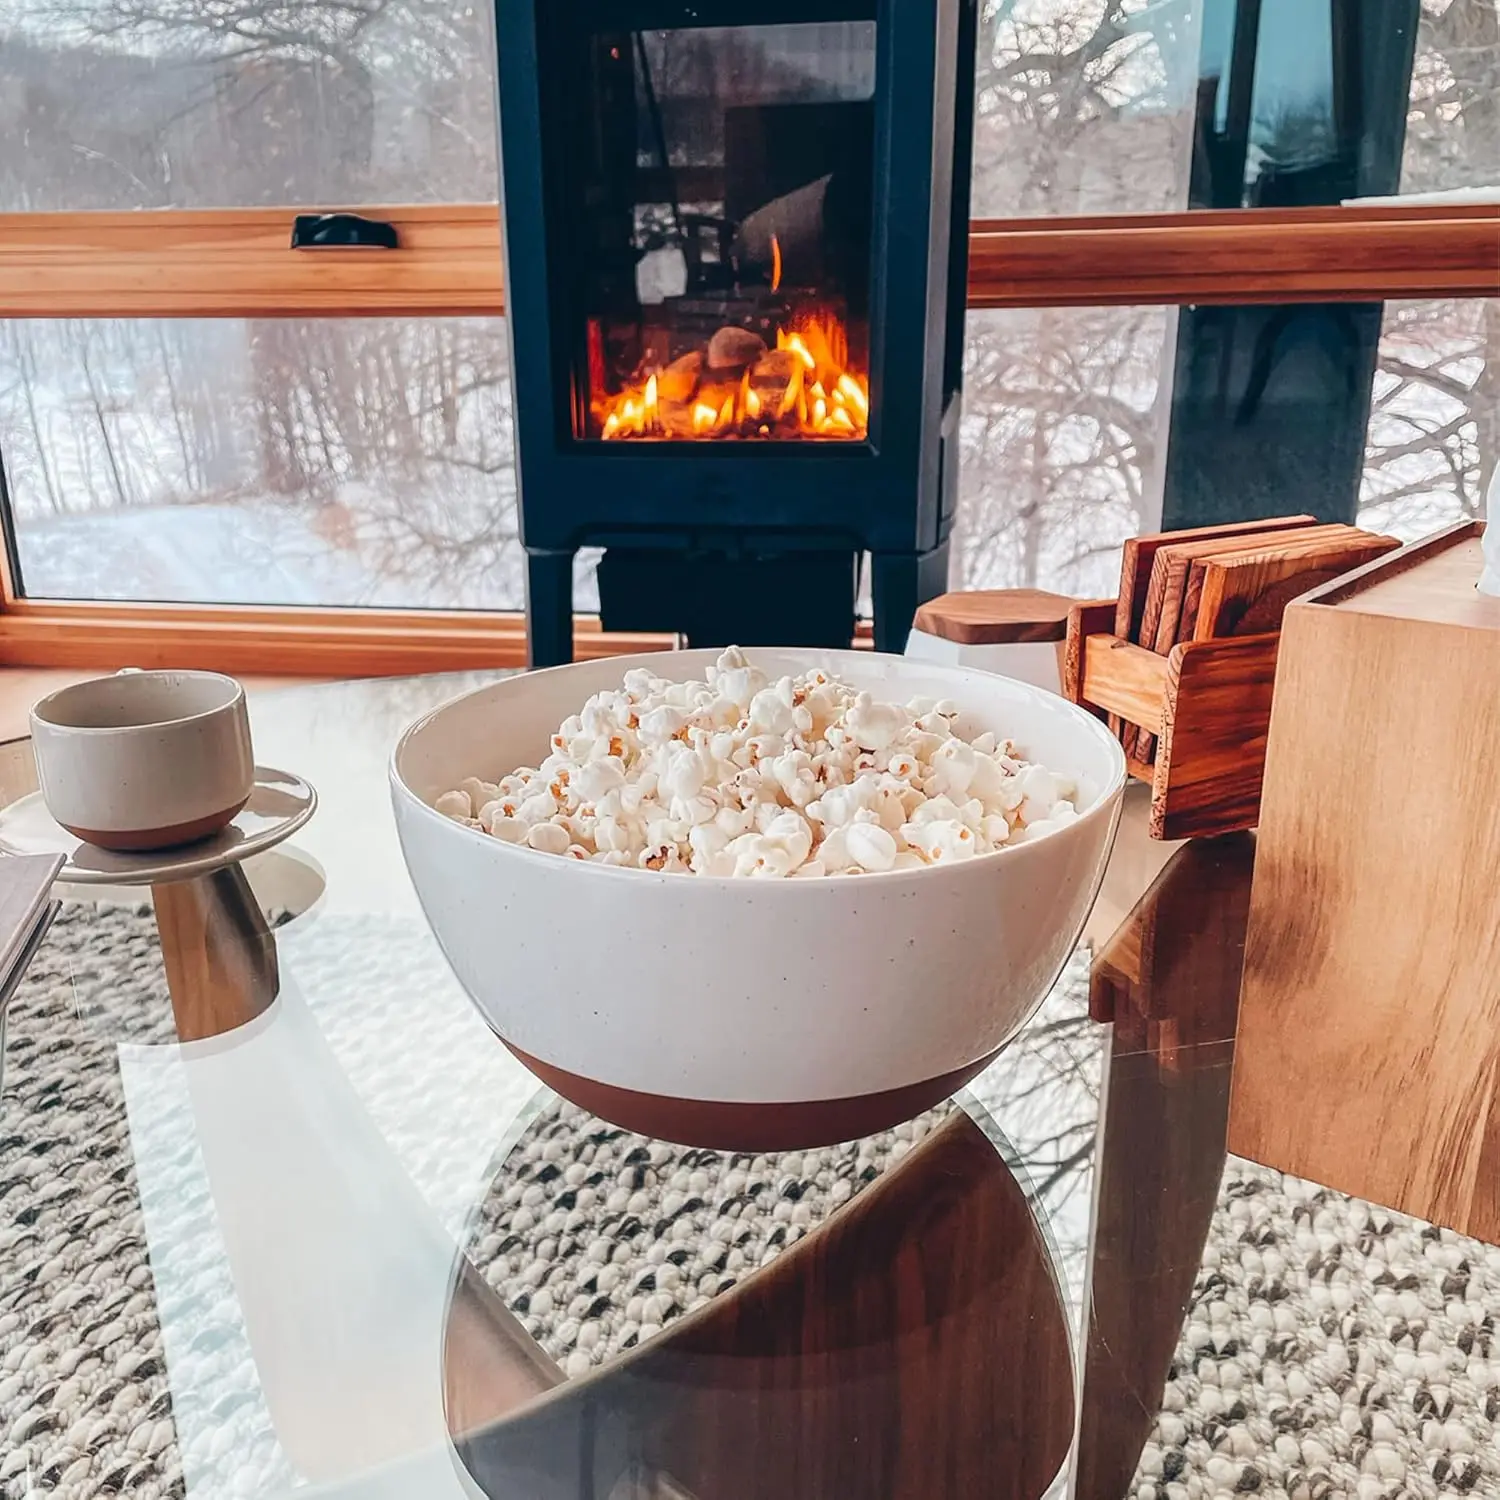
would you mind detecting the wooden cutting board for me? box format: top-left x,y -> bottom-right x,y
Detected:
1188,529 -> 1402,641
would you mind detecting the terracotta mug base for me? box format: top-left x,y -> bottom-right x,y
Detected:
61,796 -> 248,853
504,1041 -> 1002,1151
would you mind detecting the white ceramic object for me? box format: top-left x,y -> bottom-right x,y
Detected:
0,765 -> 316,885
391,649 -> 1126,1148
903,626 -> 1064,695
29,670 -> 255,850
1481,461 -> 1500,596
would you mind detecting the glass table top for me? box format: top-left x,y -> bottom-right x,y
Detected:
0,673 -> 1492,1500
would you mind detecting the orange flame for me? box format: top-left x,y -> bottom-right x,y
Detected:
770,234 -> 782,294
595,310 -> 868,442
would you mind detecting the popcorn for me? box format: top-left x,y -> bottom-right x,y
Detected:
903,818 -> 980,863
437,648 -> 1081,876
845,821 -> 898,873
526,822 -> 571,855
434,789 -> 473,821
845,692 -> 907,751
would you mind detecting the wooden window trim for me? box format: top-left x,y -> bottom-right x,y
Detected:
0,598 -> 671,674
968,201 -> 1500,307
0,198 -> 1495,674
1,200 -> 1495,319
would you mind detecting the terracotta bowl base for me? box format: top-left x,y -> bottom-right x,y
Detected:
62,797 -> 248,853
503,1042 -> 1003,1151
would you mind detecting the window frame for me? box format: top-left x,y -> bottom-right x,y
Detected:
0,198 -> 1496,673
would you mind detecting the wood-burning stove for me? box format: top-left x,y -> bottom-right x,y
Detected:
492,0 -> 976,664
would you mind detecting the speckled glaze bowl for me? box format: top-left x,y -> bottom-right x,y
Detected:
391,648 -> 1126,1149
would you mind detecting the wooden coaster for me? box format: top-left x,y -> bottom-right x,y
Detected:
1190,530 -> 1401,641
1114,516 -> 1317,646
1113,516 -> 1316,758
1133,524 -> 1351,761
912,589 -> 1076,646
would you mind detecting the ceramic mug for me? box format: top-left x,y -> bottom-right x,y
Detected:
30,671 -> 254,851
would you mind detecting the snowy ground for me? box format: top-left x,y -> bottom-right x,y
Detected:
11,490 -> 610,613
8,474 -> 1468,615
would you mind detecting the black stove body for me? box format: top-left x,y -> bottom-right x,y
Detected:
492,0 -> 976,662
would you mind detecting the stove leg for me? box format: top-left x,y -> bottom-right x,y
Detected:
871,542 -> 950,654
525,549 -> 575,668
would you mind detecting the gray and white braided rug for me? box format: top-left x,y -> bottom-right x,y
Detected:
3,902 -> 1500,1499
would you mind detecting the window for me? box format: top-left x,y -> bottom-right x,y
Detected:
1405,0 -> 1500,196
971,0 -> 1201,216
0,0 -> 1494,671
0,0 -> 498,210
0,317 -> 519,608
971,0 -> 1500,218
950,296 -> 1498,602
1359,297 -> 1497,540
955,305 -> 1174,597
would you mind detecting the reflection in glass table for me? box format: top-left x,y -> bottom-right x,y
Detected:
0,676 -> 1493,1500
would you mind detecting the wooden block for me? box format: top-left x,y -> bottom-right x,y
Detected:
1177,532 -> 1377,643
1062,598 -> 1117,712
912,588 -> 1076,645
1326,525 -> 1497,626
1148,632 -> 1279,840
1191,529 -> 1401,641
1081,635 -> 1168,738
1113,514 -> 1318,646
1229,522 -> 1500,1241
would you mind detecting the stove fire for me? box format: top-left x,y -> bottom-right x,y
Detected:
597,313 -> 870,442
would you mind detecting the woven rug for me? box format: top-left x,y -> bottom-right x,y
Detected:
3,902 -> 1499,1500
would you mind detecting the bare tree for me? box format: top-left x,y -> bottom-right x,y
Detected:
1360,1 -> 1498,538
972,0 -> 1200,216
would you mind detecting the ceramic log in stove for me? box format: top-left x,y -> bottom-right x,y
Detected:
492,0 -> 976,664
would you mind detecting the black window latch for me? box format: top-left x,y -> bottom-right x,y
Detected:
290,213 -> 400,250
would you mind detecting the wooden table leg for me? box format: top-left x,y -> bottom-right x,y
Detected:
1073,834 -> 1254,1499
152,863 -> 279,1042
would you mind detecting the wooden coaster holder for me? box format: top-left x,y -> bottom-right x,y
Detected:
1062,600 -> 1279,840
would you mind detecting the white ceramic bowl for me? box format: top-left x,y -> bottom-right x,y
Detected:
392,648 -> 1126,1148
